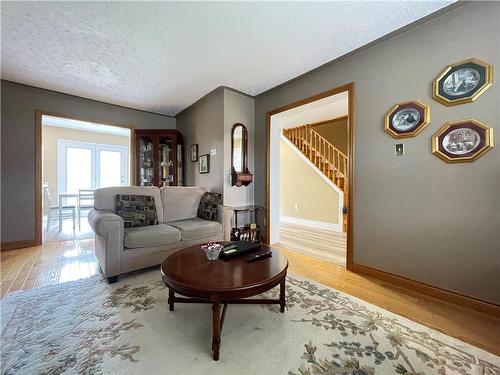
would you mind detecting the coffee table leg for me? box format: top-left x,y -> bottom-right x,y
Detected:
280,278 -> 286,313
212,302 -> 221,361
168,288 -> 175,311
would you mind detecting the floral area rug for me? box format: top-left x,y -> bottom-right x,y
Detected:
1,269 -> 499,375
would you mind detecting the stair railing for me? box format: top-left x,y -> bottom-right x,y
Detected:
283,124 -> 349,204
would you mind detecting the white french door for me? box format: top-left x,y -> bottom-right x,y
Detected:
58,139 -> 128,193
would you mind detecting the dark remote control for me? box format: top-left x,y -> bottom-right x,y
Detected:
246,251 -> 272,263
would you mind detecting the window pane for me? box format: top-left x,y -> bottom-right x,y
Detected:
99,150 -> 122,187
66,147 -> 91,193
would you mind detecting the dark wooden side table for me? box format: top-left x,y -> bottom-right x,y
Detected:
161,244 -> 288,361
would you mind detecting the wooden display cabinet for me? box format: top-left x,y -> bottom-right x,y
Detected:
135,129 -> 183,187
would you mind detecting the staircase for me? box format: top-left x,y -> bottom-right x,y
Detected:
283,124 -> 349,231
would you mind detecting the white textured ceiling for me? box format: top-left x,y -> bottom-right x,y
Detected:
1,1 -> 453,116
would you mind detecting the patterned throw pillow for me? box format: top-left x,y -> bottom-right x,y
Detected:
115,195 -> 158,228
197,192 -> 222,221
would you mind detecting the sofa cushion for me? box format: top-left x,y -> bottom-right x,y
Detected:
160,186 -> 207,222
115,194 -> 158,228
94,186 -> 163,223
197,192 -> 222,221
167,218 -> 222,240
124,224 -> 181,249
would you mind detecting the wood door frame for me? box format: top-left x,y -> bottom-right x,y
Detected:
265,82 -> 355,270
34,110 -> 136,247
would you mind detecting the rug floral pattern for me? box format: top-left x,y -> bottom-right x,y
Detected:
1,271 -> 498,375
274,278 -> 500,375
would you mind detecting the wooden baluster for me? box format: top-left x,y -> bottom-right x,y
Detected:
321,139 -> 324,173
309,128 -> 312,159
330,146 -> 333,179
344,157 -> 348,182
338,153 -> 341,184
321,139 -> 324,174
325,142 -> 328,175
328,146 -> 330,179
313,133 -> 316,164
335,151 -> 339,186
315,134 -> 318,166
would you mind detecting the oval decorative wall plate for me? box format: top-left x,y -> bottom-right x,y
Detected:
384,100 -> 430,138
433,58 -> 493,106
432,119 -> 494,163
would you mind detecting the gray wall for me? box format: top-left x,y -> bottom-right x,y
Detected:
176,86 -> 256,205
254,2 -> 500,303
1,80 -> 176,244
176,88 -> 224,194
223,89 -> 255,207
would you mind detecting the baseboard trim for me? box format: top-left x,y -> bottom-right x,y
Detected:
352,263 -> 500,318
280,216 -> 341,232
1,240 -> 37,251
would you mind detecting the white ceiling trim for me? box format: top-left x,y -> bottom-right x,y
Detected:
1,2 -> 454,116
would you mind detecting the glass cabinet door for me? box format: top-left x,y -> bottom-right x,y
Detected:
158,136 -> 174,186
138,135 -> 154,186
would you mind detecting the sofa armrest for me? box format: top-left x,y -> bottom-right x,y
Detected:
217,205 -> 234,241
89,210 -> 124,237
88,210 -> 124,278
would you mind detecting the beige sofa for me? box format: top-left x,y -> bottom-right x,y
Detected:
88,186 -> 232,283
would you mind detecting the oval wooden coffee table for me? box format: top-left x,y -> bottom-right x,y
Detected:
161,244 -> 288,361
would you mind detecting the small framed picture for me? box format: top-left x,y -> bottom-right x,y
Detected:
190,144 -> 198,162
384,100 -> 430,138
433,58 -> 493,106
199,154 -> 210,174
432,119 -> 494,163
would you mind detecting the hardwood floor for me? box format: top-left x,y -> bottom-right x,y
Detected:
43,215 -> 95,243
1,239 -> 99,298
1,239 -> 499,356
279,221 -> 346,266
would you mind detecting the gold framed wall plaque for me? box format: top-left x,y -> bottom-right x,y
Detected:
433,58 -> 493,106
432,119 -> 494,163
384,100 -> 430,138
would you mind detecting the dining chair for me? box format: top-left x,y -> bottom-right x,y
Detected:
43,185 -> 76,231
77,189 -> 95,229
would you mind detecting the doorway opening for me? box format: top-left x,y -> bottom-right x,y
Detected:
38,113 -> 132,244
266,83 -> 354,269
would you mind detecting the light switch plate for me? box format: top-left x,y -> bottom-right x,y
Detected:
210,149 -> 217,156
395,143 -> 404,156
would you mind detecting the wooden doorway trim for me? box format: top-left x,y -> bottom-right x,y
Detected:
265,82 -> 355,270
34,110 -> 136,247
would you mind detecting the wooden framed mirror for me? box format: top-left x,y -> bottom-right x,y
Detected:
231,123 -> 253,186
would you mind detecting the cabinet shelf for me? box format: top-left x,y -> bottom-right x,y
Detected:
135,129 -> 183,187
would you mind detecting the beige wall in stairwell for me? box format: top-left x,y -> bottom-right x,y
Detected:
42,126 -> 130,202
312,117 -> 348,155
280,139 -> 339,224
